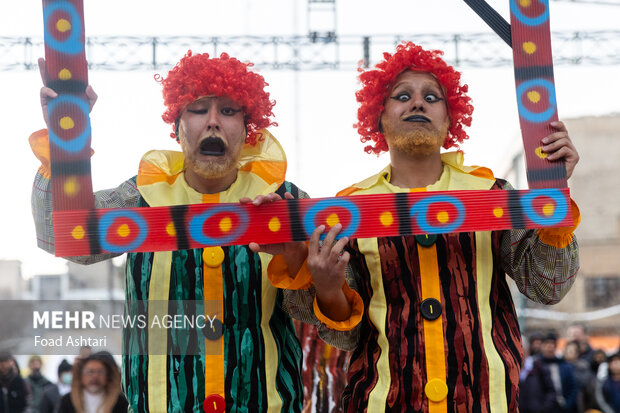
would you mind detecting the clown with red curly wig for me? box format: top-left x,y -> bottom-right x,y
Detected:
281,42 -> 581,412
30,50 -> 310,412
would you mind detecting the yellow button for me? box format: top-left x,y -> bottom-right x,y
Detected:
424,378 -> 448,402
203,247 -> 225,268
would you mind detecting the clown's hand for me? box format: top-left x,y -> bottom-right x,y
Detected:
307,223 -> 352,321
241,192 -> 308,275
38,57 -> 98,128
541,120 -> 579,179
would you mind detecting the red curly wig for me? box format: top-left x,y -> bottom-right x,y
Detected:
355,42 -> 474,154
160,50 -> 276,146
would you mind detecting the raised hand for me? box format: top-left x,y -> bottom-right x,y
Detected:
307,224 -> 352,321
542,120 -> 579,179
38,57 -> 98,127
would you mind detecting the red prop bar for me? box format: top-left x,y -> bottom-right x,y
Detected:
53,188 -> 573,257
43,0 -> 94,210
510,0 -> 567,189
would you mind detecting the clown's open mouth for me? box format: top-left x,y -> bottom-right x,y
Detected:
199,137 -> 226,156
404,115 -> 431,123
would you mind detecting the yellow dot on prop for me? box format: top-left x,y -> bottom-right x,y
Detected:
535,146 -> 548,159
380,211 -> 394,227
493,207 -> 504,218
543,203 -> 555,216
59,116 -> 75,130
58,68 -> 72,80
71,226 -> 85,240
166,222 -> 176,236
519,0 -> 531,7
63,176 -> 79,195
56,18 -> 71,32
326,213 -> 340,227
527,90 -> 541,103
268,217 -> 281,232
522,41 -> 537,55
437,211 -> 449,223
117,224 -> 130,237
219,217 -> 232,233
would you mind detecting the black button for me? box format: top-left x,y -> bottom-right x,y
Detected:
420,298 -> 442,321
415,234 -> 437,247
202,318 -> 224,340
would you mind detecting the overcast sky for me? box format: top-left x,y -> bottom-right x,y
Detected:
1,0 -> 619,278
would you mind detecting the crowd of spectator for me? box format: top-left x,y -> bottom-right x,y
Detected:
0,347 -> 127,413
519,323 -> 620,413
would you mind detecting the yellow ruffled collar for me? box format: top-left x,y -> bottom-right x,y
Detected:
346,151 -> 496,193
136,129 -> 287,205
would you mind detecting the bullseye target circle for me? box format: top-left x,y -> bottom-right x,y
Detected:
516,79 -> 556,124
410,195 -> 465,234
303,199 -> 360,240
47,95 -> 91,153
520,188 -> 568,226
99,210 -> 148,253
43,1 -> 83,54
509,0 -> 549,26
189,205 -> 249,246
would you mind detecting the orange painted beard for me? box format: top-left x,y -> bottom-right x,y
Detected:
382,118 -> 449,157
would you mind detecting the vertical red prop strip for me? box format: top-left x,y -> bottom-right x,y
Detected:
510,0 -> 567,189
43,0 -> 94,210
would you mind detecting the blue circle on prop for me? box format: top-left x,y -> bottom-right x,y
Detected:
520,188 -> 568,226
43,1 -> 83,55
509,0 -> 549,26
304,199 -> 360,240
516,79 -> 556,124
48,95 -> 91,153
189,205 -> 249,246
410,195 -> 465,234
99,210 -> 148,253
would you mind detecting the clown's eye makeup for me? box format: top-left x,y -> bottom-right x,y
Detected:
390,91 -> 444,103
425,93 -> 443,103
390,92 -> 411,102
187,108 -> 208,114
221,107 -> 241,116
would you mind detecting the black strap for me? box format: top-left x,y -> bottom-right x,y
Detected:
462,0 -> 512,47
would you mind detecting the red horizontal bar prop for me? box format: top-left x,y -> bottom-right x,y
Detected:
53,188 -> 573,257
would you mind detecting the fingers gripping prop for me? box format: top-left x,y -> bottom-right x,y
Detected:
43,0 -> 94,210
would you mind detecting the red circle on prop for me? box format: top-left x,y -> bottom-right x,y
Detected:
425,202 -> 460,226
105,217 -> 140,246
520,87 -> 551,115
49,101 -> 87,141
200,211 -> 242,239
314,206 -> 353,230
47,10 -> 72,42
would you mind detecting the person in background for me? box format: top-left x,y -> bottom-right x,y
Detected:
596,351 -> 620,413
56,352 -> 127,413
0,352 -> 28,413
521,331 -> 545,381
39,359 -> 73,413
567,323 -> 595,362
25,355 -> 53,412
564,340 -> 598,412
591,349 -> 609,378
